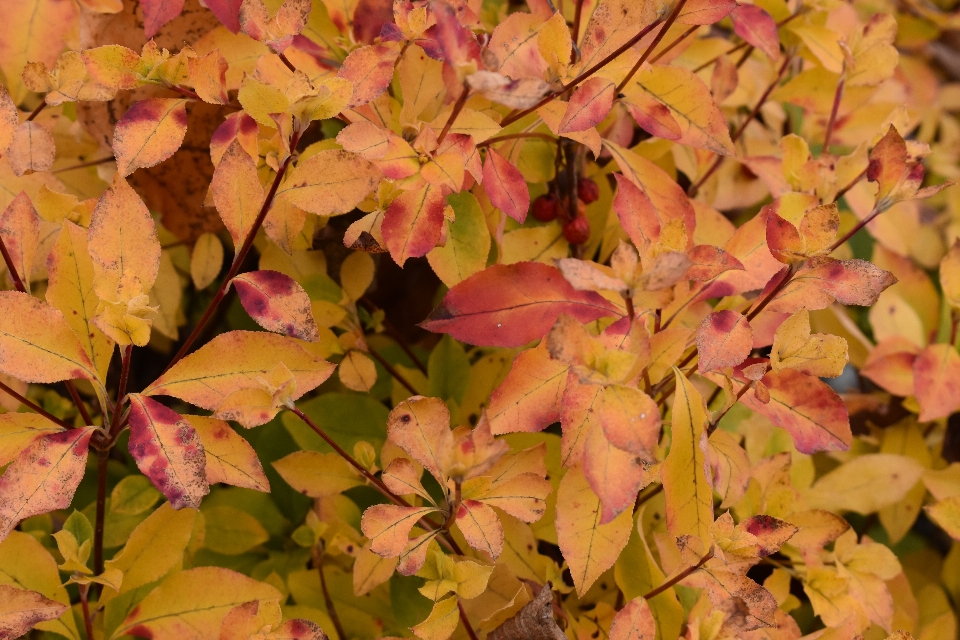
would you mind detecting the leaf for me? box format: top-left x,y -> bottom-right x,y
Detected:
0,192 -> 39,293
488,343 -> 568,435
273,451 -> 361,497
487,583 -> 565,640
421,262 -> 622,348
609,596 -> 656,640
0,413 -> 63,466
483,149 -> 529,224
913,344 -> 960,422
190,232 -> 224,290
338,350 -> 378,392
277,149 -> 382,216
926,496 -> 960,540
0,584 -> 67,639
202,506 -> 269,555
113,566 -> 282,640
212,139 -> 265,250
142,0 -> 186,38
0,291 -> 97,383
411,596 -> 459,640
578,0 -> 659,76
127,395 -> 209,509
113,98 -> 189,177
770,309 -> 848,378
232,270 -> 319,342
740,368 -> 851,453
705,429 -> 750,509
7,123 -> 56,178
387,396 -> 453,480
88,174 -> 161,304
456,499 -> 504,558
185,415 -> 269,492
0,427 -> 95,541
662,368 -> 713,542
768,258 -> 896,314
559,78 -> 615,134
627,65 -> 735,155
187,50 -> 229,104
382,185 -> 447,266
104,502 -> 197,595
582,424 -> 651,523
144,330 -> 334,411
556,465 -> 633,596
427,191 -> 491,288
696,311 -> 752,373
809,454 -> 925,514
0,85 -> 16,154
338,43 -> 401,108
268,618 -> 330,639
361,504 -> 438,557
730,4 -> 780,60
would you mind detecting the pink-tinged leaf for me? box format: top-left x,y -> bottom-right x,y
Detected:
487,344 -> 568,435
0,85 -> 16,154
361,504 -> 438,557
730,4 -> 780,59
0,427 -> 95,541
210,112 -> 259,166
338,43 -> 401,108
598,384 -> 660,456
185,415 -> 270,492
677,0 -> 737,25
128,395 -> 209,510
204,0 -> 243,31
697,310 -> 753,373
211,139 -> 264,250
559,78 -> 615,134
276,149 -> 382,216
0,585 -> 68,638
232,270 -> 319,342
483,149 -> 529,223
6,122 -> 55,177
188,50 -> 229,105
740,368 -> 851,453
112,98 -> 189,177
0,292 -> 97,383
685,245 -> 744,281
421,262 -> 622,347
583,425 -> 650,524
610,597 -> 656,640
142,0 -> 185,37
456,499 -> 504,558
741,515 -> 798,556
0,192 -> 40,289
431,0 -> 481,67
859,336 -> 918,397
765,211 -> 803,264
913,344 -> 960,422
623,92 -> 682,141
272,619 -> 330,640
382,185 -> 446,267
767,258 -> 897,313
613,175 -> 661,252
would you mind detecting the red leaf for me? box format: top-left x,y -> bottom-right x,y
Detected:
913,344 -> 960,422
421,262 -> 622,347
382,185 -> 446,266
740,368 -> 852,453
338,44 -> 401,108
768,257 -> 897,313
624,94 -> 682,141
685,245 -> 744,281
613,175 -> 660,252
128,395 -> 209,510
205,0 -> 244,32
559,78 -> 615,134
143,0 -> 186,38
483,149 -> 529,223
697,310 -> 753,373
730,4 -> 780,59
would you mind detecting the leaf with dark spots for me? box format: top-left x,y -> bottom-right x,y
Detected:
232,270 -> 319,342
488,582 -> 565,640
0,585 -> 68,639
421,262 -> 623,347
0,427 -> 95,542
128,395 -> 209,510
113,98 -> 189,177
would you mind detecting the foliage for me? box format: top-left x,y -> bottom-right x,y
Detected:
0,0 -> 959,638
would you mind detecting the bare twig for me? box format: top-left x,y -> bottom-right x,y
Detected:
616,0 -> 691,93
315,545 -> 347,640
0,380 -> 71,429
437,86 -> 470,146
643,549 -> 713,599
823,77 -> 844,152
53,156 -> 116,174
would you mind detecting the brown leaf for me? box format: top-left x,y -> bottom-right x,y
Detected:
487,582 -> 565,640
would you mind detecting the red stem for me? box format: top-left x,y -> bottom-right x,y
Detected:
458,602 -> 480,640
616,0 -> 691,94
437,86 -> 470,146
26,101 -> 45,122
643,549 -> 713,599
823,78 -> 844,152
0,380 -> 71,429
93,449 -> 109,577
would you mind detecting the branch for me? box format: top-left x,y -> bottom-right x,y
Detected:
93,449 -> 109,577
278,52 -> 298,73
315,545 -> 347,640
459,601 -> 480,640
822,77 -> 844,152
367,346 -> 420,395
478,132 -> 557,148
437,86 -> 470,146
0,380 -> 71,429
53,156 -> 116,174
26,101 -> 46,122
616,0 -> 690,94
642,548 -> 713,599
649,24 -> 699,65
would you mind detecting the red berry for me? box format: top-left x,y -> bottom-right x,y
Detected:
563,216 -> 591,244
531,193 -> 559,222
577,178 -> 600,204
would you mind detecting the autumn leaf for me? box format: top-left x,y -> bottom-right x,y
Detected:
729,4 -> 780,59
276,149 -> 382,216
0,191 -> 39,290
273,450 -> 362,497
912,344 -> 960,422
127,394 -> 209,510
696,310 -> 752,373
0,584 -> 68,639
382,185 -> 447,266
558,78 -> 615,134
487,343 -> 568,435
770,310 -> 848,378
185,415 -> 269,492
113,98 -> 189,176
233,270 -> 319,341
211,139 -> 264,250
483,149 -> 529,224
421,262 -> 622,347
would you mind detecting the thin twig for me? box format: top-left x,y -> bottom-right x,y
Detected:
0,234 -> 27,292
367,346 -> 420,395
26,101 -> 46,122
477,132 -> 557,147
80,584 -> 95,640
93,449 -> 109,577
107,346 -> 132,438
822,78 -> 844,152
691,12 -> 800,73
278,52 -> 298,73
316,545 -> 347,640
53,156 -> 116,174
572,0 -> 585,44
649,24 -> 699,64
833,167 -> 867,202
162,132 -> 301,374
458,601 -> 480,640
65,381 -> 94,427
828,205 -> 879,253
437,86 -> 470,146
616,0 -> 690,94
643,549 -> 713,599
706,379 -> 755,436
0,380 -> 71,429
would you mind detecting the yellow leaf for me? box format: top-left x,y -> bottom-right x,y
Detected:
112,98 -> 189,176
201,505 -> 269,555
190,232 -> 224,290
273,450 -> 362,497
0,82 -> 17,154
808,453 -> 925,514
941,239 -> 960,310
927,496 -> 960,541
787,22 -> 845,74
353,542 -> 398,596
238,75 -> 290,126
339,350 -> 378,392
185,415 -> 270,492
144,330 -> 335,412
187,50 -> 229,104
411,596 -> 460,640
6,122 -> 56,177
628,65 -> 735,156
0,0 -> 79,102
0,531 -> 78,639
0,413 -> 62,466
112,566 -> 282,640
771,309 -> 848,378
662,368 -> 713,541
103,502 -> 197,597
556,466 -> 634,596
0,428 -> 96,541
276,149 -> 382,217
340,251 -> 375,301
0,291 -> 97,383
212,139 -> 265,251
427,192 -> 491,287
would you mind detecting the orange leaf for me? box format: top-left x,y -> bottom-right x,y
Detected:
730,4 -> 780,59
767,258 -> 896,314
338,43 -> 401,108
483,149 -> 529,223
696,310 -> 752,373
559,78 -> 615,134
0,192 -> 39,289
0,427 -> 95,541
382,185 -> 447,266
276,149 -> 382,216
609,597 -> 656,640
211,139 -> 265,250
913,344 -> 960,422
185,415 -> 270,492
387,396 -> 454,481
361,504 -> 438,557
487,343 -> 568,435
6,122 -> 55,177
142,0 -> 185,38
421,262 -> 622,348
128,395 -> 209,509
0,85 -> 16,154
113,98 -> 189,176
0,585 -> 68,638
583,424 -> 652,523
232,270 -> 319,342
456,499 -> 504,558
677,0 -> 737,25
